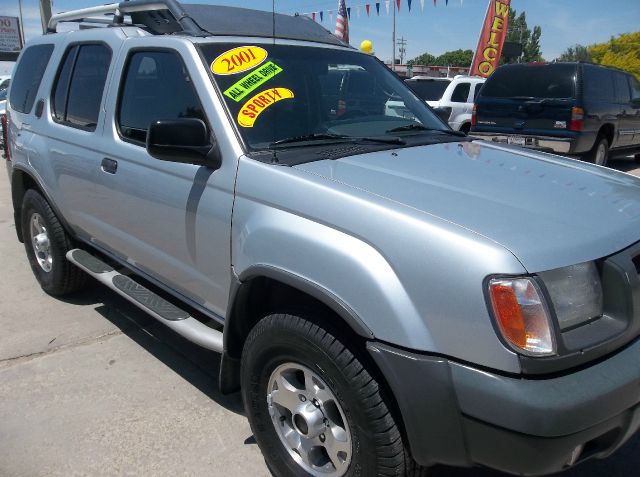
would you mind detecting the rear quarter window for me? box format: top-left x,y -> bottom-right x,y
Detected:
480,64 -> 576,99
584,66 -> 615,102
10,44 -> 54,114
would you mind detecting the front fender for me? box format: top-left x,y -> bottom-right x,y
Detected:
232,197 -> 435,351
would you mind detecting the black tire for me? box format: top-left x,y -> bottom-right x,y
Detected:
241,313 -> 426,477
21,189 -> 87,296
459,123 -> 471,134
634,153 -> 640,164
583,135 -> 610,167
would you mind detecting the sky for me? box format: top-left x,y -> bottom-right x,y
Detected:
1,0 -> 639,74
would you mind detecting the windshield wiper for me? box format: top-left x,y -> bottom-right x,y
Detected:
386,124 -> 467,137
386,124 -> 430,133
271,133 -> 351,146
271,133 -> 405,147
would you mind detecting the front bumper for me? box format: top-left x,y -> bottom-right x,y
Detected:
368,337 -> 640,475
472,132 -> 574,154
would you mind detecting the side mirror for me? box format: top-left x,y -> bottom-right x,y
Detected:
146,118 -> 221,168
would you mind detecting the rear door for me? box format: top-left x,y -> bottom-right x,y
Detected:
613,71 -> 634,148
628,75 -> 640,147
475,64 -> 577,135
447,81 -> 471,124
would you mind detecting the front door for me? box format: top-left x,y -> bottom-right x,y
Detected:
93,42 -> 239,316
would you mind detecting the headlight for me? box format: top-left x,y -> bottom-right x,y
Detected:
488,277 -> 556,356
538,262 -> 603,331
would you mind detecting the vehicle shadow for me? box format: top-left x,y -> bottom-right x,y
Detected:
59,285 -> 245,417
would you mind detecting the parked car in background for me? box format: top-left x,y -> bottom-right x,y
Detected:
0,76 -> 10,91
407,75 -> 485,133
386,75 -> 484,131
0,88 -> 7,154
472,62 -> 640,166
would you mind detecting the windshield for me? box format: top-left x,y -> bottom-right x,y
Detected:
480,64 -> 577,99
198,43 -> 448,151
405,79 -> 450,101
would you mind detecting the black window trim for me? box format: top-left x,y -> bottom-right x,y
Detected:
50,41 -> 113,133
10,43 -> 55,115
115,46 -> 213,149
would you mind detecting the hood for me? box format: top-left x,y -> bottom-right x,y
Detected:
295,140 -> 640,272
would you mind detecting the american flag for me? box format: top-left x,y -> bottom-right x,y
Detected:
334,0 -> 349,44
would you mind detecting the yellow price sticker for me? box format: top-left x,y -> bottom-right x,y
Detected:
237,88 -> 295,128
211,46 -> 268,76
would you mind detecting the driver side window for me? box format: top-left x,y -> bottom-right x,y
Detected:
118,50 -> 206,144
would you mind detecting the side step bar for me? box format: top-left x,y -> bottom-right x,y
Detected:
66,249 -> 223,353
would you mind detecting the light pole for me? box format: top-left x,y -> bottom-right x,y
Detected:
17,0 -> 26,46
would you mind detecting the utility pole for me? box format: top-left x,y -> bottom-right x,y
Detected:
397,36 -> 407,65
17,0 -> 25,46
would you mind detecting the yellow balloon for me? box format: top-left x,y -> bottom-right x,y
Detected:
360,40 -> 373,54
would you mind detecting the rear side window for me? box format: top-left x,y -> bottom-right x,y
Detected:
584,66 -> 615,102
480,65 -> 576,99
630,77 -> 640,101
118,50 -> 206,143
10,44 -> 54,113
614,73 -> 631,103
406,80 -> 450,102
450,82 -> 470,103
52,44 -> 112,130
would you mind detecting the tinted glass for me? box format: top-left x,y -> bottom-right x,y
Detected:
10,44 -> 54,113
406,79 -> 450,101
630,77 -> 640,101
118,51 -> 206,143
199,43 -> 446,151
0,79 -> 10,90
0,89 -> 7,101
473,83 -> 483,101
52,46 -> 78,122
614,73 -> 630,103
480,64 -> 576,99
450,82 -> 470,103
584,66 -> 615,102
65,44 -> 111,130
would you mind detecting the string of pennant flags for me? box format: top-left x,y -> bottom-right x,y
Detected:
304,0 -> 464,22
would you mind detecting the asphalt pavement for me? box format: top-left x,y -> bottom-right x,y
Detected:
1,157 -> 639,476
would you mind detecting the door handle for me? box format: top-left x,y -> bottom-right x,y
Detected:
101,158 -> 118,174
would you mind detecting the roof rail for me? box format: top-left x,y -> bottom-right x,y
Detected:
48,0 -> 207,37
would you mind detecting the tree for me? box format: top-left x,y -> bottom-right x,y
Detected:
556,44 -> 592,63
504,9 -> 544,63
434,49 -> 474,67
408,53 -> 436,66
408,49 -> 473,67
588,32 -> 640,81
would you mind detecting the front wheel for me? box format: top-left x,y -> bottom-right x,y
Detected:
241,313 -> 422,477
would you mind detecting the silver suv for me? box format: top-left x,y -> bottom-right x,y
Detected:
4,2 -> 640,476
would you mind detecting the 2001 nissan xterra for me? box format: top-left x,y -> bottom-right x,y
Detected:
4,2 -> 640,476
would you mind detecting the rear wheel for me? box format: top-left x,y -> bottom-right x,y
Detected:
21,189 -> 87,296
584,135 -> 610,167
459,123 -> 471,134
241,313 -> 425,477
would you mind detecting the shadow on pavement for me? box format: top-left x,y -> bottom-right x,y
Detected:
60,284 -> 245,417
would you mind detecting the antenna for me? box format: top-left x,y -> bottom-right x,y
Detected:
271,0 -> 279,164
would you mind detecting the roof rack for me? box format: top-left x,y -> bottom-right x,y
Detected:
48,0 -> 207,37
